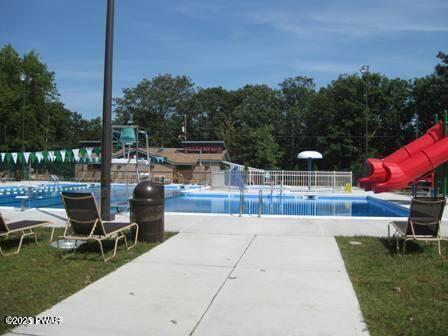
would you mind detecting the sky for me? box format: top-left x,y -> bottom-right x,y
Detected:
1,0 -> 447,119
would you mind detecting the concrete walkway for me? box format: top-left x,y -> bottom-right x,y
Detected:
6,191 -> 431,335
9,232 -> 368,336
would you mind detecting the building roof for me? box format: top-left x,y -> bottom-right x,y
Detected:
181,140 -> 226,145
151,147 -> 229,165
113,147 -> 230,166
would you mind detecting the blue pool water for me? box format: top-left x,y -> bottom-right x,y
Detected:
165,194 -> 408,217
0,183 -> 407,217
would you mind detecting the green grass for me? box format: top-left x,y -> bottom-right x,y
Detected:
0,228 -> 176,334
336,237 -> 448,336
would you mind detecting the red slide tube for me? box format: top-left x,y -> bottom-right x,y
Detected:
374,136 -> 448,193
359,121 -> 443,189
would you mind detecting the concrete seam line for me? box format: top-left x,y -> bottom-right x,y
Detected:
189,234 -> 257,336
8,330 -> 40,336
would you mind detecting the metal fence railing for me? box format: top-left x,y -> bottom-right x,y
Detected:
211,170 -> 352,192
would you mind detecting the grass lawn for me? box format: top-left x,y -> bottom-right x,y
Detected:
0,227 -> 176,334
337,237 -> 448,336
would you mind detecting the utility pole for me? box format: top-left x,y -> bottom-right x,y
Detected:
182,114 -> 187,141
3,124 -> 6,150
100,0 -> 115,221
45,114 -> 50,149
19,73 -> 27,179
360,65 -> 369,159
415,113 -> 419,139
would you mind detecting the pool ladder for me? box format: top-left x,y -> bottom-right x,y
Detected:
239,188 -> 245,217
238,189 -> 264,217
258,190 -> 263,217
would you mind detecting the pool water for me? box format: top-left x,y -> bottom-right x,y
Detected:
0,183 -> 407,217
165,194 -> 408,217
0,183 -> 181,210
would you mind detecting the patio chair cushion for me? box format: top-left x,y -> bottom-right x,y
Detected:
6,220 -> 49,232
102,222 -> 134,235
391,221 -> 407,235
392,219 -> 441,236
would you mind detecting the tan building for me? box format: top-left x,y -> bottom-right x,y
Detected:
74,141 -> 230,184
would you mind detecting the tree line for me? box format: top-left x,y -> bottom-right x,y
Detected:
1,44 -> 447,177
115,52 -> 448,177
0,44 -> 101,153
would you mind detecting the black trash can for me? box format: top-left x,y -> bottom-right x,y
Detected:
130,181 -> 164,242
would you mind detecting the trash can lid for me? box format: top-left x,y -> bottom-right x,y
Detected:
133,181 -> 164,199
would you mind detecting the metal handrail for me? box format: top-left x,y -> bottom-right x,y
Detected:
239,188 -> 244,217
258,189 -> 263,217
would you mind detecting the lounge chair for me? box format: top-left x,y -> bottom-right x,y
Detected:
388,197 -> 446,256
60,192 -> 139,262
0,213 -> 54,256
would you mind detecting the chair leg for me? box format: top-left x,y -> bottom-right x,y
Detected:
49,226 -> 55,242
127,224 -> 139,251
0,236 -> 6,256
120,232 -> 129,250
437,239 -> 442,257
388,223 -> 391,241
96,235 -> 124,262
403,239 -> 407,254
111,235 -> 122,260
0,235 -> 6,256
29,229 -> 38,246
395,234 -> 401,254
0,231 -> 30,256
96,238 -> 107,262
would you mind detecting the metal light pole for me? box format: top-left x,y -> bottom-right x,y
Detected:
100,0 -> 115,220
360,65 -> 369,159
19,73 -> 27,179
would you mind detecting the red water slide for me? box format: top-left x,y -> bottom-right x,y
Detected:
374,136 -> 448,192
359,121 -> 444,190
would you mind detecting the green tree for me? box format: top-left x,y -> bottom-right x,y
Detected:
0,44 -> 96,152
231,85 -> 283,165
303,73 -> 413,177
114,74 -> 195,146
278,76 -> 316,168
412,52 -> 448,134
180,87 -> 241,144
247,126 -> 282,169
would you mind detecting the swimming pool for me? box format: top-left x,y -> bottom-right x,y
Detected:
165,194 -> 408,217
0,183 -> 407,217
0,183 -> 184,210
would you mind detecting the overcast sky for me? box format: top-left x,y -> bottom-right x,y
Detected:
1,0 -> 447,118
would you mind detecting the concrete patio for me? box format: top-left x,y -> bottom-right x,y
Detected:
8,232 -> 368,336
4,191 -> 447,336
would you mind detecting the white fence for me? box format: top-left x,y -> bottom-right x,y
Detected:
211,170 -> 352,192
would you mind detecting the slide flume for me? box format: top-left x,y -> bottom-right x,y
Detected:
374,136 -> 448,192
359,121 -> 444,190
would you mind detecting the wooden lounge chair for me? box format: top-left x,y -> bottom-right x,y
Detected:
60,192 -> 139,262
0,213 -> 54,256
388,197 -> 446,256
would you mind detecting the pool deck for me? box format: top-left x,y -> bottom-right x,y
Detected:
1,190 -> 447,236
4,190 -> 447,336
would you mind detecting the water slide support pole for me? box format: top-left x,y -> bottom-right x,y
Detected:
443,110 -> 447,197
432,114 -> 439,197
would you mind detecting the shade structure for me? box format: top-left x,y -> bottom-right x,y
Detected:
297,151 -> 323,159
119,127 -> 137,144
297,151 -> 323,191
